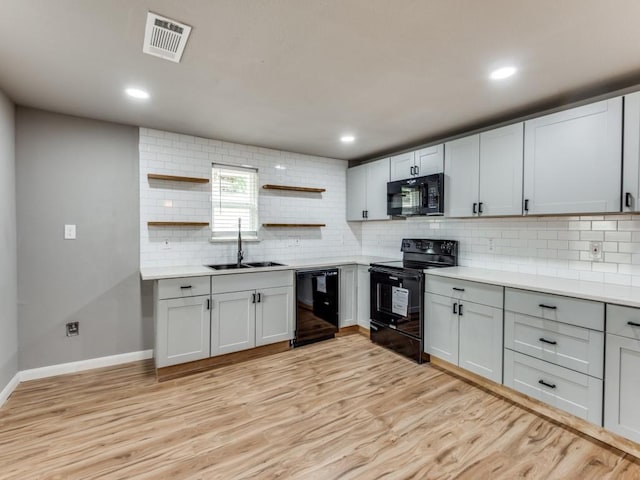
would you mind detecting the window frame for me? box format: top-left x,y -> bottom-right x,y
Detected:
210,163 -> 260,242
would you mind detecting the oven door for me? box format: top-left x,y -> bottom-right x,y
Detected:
369,268 -> 423,339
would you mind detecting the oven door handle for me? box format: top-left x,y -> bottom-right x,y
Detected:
369,267 -> 422,281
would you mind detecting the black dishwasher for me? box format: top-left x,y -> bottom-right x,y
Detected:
293,268 -> 339,347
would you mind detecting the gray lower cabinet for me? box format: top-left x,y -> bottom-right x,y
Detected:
425,276 -> 504,383
211,271 -> 295,355
504,288 -> 604,425
339,265 -> 357,327
604,304 -> 640,443
155,276 -> 212,368
356,265 -> 370,329
504,349 -> 603,424
211,290 -> 255,356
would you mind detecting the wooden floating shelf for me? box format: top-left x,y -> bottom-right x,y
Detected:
262,184 -> 325,193
148,173 -> 209,184
262,223 -> 326,228
147,222 -> 210,227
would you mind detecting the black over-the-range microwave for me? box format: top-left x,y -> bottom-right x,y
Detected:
387,173 -> 445,216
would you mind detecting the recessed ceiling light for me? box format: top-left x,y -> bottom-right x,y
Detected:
489,66 -> 517,80
341,135 -> 355,143
125,88 -> 150,99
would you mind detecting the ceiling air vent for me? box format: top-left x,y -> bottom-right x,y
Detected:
143,12 -> 192,63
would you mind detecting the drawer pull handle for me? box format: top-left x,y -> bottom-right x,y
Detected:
538,379 -> 556,389
628,321 -> 640,328
538,304 -> 557,310
180,286 -> 193,289
539,337 -> 557,345
452,287 -> 465,292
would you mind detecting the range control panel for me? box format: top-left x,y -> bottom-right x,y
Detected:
401,238 -> 458,256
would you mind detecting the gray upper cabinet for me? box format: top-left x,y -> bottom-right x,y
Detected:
478,123 -> 524,216
444,134 -> 480,217
523,97 -> 623,215
390,151 -> 416,181
623,92 -> 640,212
346,158 -> 390,221
445,124 -> 524,218
390,145 -> 444,181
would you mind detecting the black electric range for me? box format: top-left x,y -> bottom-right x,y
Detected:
369,238 -> 458,363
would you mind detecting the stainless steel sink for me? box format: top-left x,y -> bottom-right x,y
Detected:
206,261 -> 286,270
245,261 -> 286,267
207,263 -> 253,270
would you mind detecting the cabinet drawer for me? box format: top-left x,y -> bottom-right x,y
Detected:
505,288 -> 604,331
425,276 -> 503,309
504,349 -> 603,425
606,304 -> 640,340
157,276 -> 210,300
505,311 -> 604,378
212,270 -> 294,294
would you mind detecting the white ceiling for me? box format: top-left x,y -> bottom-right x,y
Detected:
2,1 -> 640,160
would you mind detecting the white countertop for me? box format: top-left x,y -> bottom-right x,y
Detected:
140,256 -> 397,281
426,266 -> 640,308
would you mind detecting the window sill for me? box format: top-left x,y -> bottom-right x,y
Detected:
210,236 -> 261,243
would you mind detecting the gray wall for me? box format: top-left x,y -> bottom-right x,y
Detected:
16,108 -> 151,370
0,89 -> 17,390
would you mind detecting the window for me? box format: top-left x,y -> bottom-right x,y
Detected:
211,163 -> 259,240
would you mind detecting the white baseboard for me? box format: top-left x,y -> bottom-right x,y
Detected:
0,372 -> 21,408
20,350 -> 154,382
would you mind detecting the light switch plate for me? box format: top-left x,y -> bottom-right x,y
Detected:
64,224 -> 76,240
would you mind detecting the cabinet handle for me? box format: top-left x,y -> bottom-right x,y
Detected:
206,298 -> 211,310
539,304 -> 557,310
257,293 -> 262,303
458,303 -> 463,316
415,165 -> 419,175
452,303 -> 458,314
538,379 -> 556,389
473,203 -> 477,214
362,210 -> 365,219
478,202 -> 483,214
539,337 -> 557,345
365,210 -> 369,219
252,293 -> 256,304
180,285 -> 192,289
524,199 -> 529,212
628,321 -> 640,327
410,166 -> 415,176
452,287 -> 465,292
626,192 -> 632,208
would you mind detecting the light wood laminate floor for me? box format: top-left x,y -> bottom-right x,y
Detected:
2,335 -> 640,479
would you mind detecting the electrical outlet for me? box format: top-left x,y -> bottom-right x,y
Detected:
294,237 -> 300,247
488,238 -> 495,252
162,239 -> 171,250
66,322 -> 79,337
287,238 -> 295,248
589,241 -> 603,261
64,224 -> 76,240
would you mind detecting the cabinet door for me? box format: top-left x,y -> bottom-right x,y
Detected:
211,290 -> 255,356
255,286 -> 294,346
416,144 -> 444,177
390,151 -> 416,181
479,123 -> 524,216
365,158 -> 391,220
444,134 -> 480,217
425,293 -> 459,364
346,164 -> 367,221
156,295 -> 211,368
339,265 -> 357,327
604,334 -> 640,442
523,97 -> 622,215
623,92 -> 640,212
356,265 -> 370,329
458,301 -> 503,383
